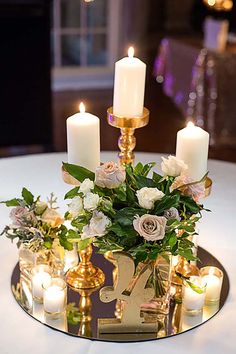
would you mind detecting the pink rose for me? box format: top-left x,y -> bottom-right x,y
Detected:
133,214 -> 167,242
171,175 -> 205,202
10,206 -> 37,227
95,161 -> 126,189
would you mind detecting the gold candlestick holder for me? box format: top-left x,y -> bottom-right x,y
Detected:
107,107 -> 150,165
66,244 -> 105,290
62,166 -> 105,290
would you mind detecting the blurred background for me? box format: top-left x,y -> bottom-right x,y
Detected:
1,0 -> 236,161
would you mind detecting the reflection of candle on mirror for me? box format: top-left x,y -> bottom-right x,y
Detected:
66,102 -> 100,171
176,122 -> 209,181
113,46 -> 146,117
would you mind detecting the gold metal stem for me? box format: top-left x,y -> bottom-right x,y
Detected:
118,128 -> 136,165
66,245 -> 105,290
107,107 -> 150,165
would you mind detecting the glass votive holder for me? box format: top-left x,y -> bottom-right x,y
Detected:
31,264 -> 52,303
182,276 -> 207,315
43,277 -> 67,318
200,266 -> 223,304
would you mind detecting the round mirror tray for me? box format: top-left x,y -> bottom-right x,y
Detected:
11,247 -> 229,343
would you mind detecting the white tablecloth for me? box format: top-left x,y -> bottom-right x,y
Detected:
0,152 -> 235,354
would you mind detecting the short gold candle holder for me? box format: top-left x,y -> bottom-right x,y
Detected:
107,107 -> 150,165
62,164 -> 105,290
204,177 -> 212,198
66,244 -> 105,290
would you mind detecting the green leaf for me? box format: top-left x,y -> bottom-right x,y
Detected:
134,162 -> 144,175
114,207 -> 146,226
168,233 -> 178,248
77,238 -> 92,251
67,229 -> 80,239
135,175 -> 157,189
185,279 -> 204,294
154,194 -> 180,215
43,237 -> 53,249
63,162 -> 95,182
180,196 -> 201,214
21,188 -> 34,205
114,184 -> 126,202
64,187 -> 80,200
1,198 -> 21,207
152,171 -> 163,183
59,237 -> 73,251
142,162 -> 156,177
178,249 -> 196,261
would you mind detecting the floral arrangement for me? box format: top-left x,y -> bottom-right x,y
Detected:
63,156 -> 208,264
0,188 -> 72,251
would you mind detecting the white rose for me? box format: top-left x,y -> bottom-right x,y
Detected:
81,211 -> 110,240
161,155 -> 187,177
83,192 -> 99,211
79,178 -> 94,195
136,187 -> 165,210
68,196 -> 83,218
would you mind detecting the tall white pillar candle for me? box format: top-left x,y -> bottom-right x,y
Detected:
66,102 -> 100,171
176,122 -> 209,181
113,47 -> 146,117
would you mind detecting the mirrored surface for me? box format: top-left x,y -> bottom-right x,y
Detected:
11,247 -> 229,343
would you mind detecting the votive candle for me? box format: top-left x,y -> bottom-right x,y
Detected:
31,264 -> 52,303
182,276 -> 206,314
43,278 -> 67,316
200,266 -> 223,303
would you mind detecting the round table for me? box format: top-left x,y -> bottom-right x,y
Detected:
0,152 -> 235,354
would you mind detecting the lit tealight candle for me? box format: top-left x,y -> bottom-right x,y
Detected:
113,46 -> 146,117
176,122 -> 209,181
31,265 -> 52,303
200,266 -> 223,303
43,278 -> 67,315
66,102 -> 100,171
182,276 -> 206,314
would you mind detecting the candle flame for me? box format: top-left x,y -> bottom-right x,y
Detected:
187,121 -> 195,128
79,102 -> 86,113
128,46 -> 134,58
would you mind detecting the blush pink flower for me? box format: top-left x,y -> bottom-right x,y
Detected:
171,175 -> 205,202
95,161 -> 126,189
10,206 -> 37,227
133,214 -> 167,242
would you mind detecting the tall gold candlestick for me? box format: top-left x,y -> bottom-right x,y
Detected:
107,107 -> 150,165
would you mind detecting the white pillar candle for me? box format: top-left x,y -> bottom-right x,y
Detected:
182,276 -> 206,313
200,267 -> 223,303
113,47 -> 146,117
43,284 -> 66,314
32,271 -> 51,301
66,102 -> 100,172
176,122 -> 209,181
